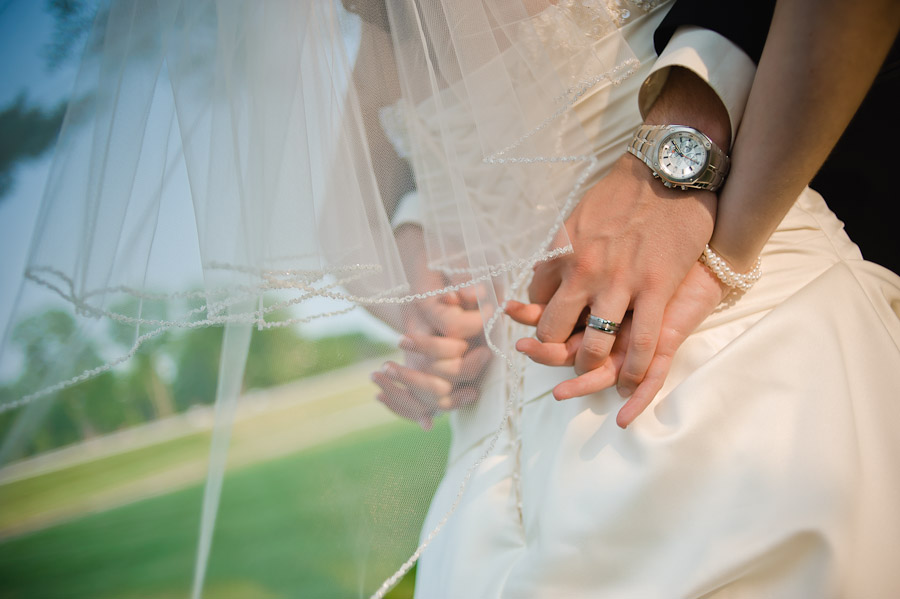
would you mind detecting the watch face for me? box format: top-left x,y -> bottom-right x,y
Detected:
657,130 -> 710,183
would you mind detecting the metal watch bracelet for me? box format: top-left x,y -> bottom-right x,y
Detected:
626,124 -> 729,192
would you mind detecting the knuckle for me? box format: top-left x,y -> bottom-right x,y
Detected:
440,358 -> 464,379
638,269 -> 669,290
619,369 -> 643,388
465,347 -> 492,373
630,331 -> 657,353
453,339 -> 470,355
406,354 -> 428,370
570,258 -> 598,282
434,378 -> 454,398
535,324 -> 555,343
439,322 -> 463,339
580,338 -> 609,356
657,325 -> 686,356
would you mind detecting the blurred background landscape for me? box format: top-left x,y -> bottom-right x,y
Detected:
0,2 -> 446,596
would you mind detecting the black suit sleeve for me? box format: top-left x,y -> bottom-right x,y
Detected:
654,0 -> 776,63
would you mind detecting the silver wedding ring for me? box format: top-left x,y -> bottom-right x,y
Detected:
586,315 -> 620,335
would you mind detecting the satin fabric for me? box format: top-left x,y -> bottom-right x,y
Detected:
410,7 -> 900,598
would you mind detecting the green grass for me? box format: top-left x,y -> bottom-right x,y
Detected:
0,378 -> 394,536
0,419 -> 450,599
0,432 -> 212,530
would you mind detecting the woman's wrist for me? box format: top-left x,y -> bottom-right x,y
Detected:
699,241 -> 762,293
707,228 -> 766,273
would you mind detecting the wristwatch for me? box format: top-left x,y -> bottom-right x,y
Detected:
626,124 -> 730,192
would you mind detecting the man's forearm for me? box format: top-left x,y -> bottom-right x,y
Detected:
642,66 -> 731,150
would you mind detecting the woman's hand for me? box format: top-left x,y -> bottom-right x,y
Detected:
528,154 -> 716,397
511,260 -> 727,427
372,323 -> 491,430
369,225 -> 492,429
365,225 -> 483,337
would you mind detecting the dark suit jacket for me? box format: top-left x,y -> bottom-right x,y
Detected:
655,1 -> 900,274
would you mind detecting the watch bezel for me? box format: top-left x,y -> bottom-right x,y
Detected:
653,128 -> 712,185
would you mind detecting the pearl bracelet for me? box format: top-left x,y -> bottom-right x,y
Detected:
699,244 -> 761,292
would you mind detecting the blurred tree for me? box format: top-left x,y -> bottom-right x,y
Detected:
244,325 -> 315,390
42,0 -> 97,69
107,298 -> 175,419
0,95 -> 66,196
172,317 -> 394,403
0,306 -> 394,458
0,310 -> 125,458
245,325 -> 393,389
0,0 -> 98,199
171,325 -> 223,411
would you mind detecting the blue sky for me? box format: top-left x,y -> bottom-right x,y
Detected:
0,1 -> 396,366
0,0 -> 83,342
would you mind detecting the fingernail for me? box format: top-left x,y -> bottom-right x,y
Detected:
398,336 -> 414,350
382,362 -> 396,375
437,396 -> 453,410
418,417 -> 433,431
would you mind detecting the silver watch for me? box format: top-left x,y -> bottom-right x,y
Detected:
626,124 -> 730,192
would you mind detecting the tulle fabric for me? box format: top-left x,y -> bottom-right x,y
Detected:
2,0 -> 645,405
0,0 -> 655,596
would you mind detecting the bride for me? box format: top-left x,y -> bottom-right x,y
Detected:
2,0 -> 898,597
366,0 -> 900,597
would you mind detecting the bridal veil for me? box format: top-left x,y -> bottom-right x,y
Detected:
0,0 -> 652,595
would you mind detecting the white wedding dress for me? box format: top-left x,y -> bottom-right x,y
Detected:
379,5 -> 900,598
3,2 -> 898,597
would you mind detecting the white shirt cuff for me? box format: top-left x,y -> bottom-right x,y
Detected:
390,190 -> 423,231
639,26 -> 757,146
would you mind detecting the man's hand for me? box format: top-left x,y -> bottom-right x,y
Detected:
528,153 -> 716,397
526,66 -> 730,397
511,260 -> 727,427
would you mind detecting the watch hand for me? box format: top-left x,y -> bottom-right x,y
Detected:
671,140 -> 701,167
677,143 -> 701,166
